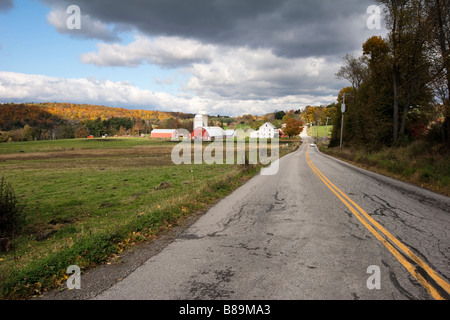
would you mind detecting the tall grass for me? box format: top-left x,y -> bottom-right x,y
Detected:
320,140 -> 450,196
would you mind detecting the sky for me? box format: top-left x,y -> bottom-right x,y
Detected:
0,0 -> 387,116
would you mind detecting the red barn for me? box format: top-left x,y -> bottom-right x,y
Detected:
191,127 -> 225,141
151,129 -> 178,139
278,129 -> 287,138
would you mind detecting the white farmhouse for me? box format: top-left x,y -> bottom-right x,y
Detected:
258,122 -> 279,139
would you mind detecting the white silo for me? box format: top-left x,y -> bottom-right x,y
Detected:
194,110 -> 208,129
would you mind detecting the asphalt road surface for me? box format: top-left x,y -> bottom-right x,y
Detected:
90,132 -> 449,300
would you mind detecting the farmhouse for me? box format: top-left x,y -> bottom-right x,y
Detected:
259,122 -> 278,138
250,122 -> 279,139
151,129 -> 179,139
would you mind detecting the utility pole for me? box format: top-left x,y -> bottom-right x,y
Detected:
316,120 -> 319,140
340,93 -> 348,152
323,117 -> 329,141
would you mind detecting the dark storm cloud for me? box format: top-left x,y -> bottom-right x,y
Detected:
41,0 -> 375,58
0,0 -> 14,11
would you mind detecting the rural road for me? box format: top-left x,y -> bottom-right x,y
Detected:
42,129 -> 450,301
89,129 -> 450,300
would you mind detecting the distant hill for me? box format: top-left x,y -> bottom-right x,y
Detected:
0,102 -> 195,130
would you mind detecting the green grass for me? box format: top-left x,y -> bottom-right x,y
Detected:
0,137 -> 160,154
225,123 -> 252,130
0,137 -> 300,299
319,140 -> 450,197
308,125 -> 333,138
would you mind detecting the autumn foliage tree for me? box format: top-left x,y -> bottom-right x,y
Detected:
283,117 -> 303,138
0,102 -> 196,140
332,0 -> 445,149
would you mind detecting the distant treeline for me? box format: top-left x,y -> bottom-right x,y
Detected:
0,103 -> 196,142
0,102 -> 333,142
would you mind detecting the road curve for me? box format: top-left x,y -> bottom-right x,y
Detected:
93,135 -> 449,300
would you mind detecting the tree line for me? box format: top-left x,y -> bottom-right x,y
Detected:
330,0 -> 449,150
0,103 -> 196,142
0,102 -> 335,142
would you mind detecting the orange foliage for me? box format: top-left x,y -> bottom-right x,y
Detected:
0,102 -> 195,130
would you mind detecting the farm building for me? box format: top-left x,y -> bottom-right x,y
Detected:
151,129 -> 179,139
225,129 -> 236,139
190,110 -> 226,141
259,122 -> 278,138
250,122 -> 279,139
191,126 -> 226,141
194,110 -> 209,129
249,130 -> 259,139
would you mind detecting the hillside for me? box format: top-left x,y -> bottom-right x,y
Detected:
0,102 -> 194,128
0,102 -> 196,141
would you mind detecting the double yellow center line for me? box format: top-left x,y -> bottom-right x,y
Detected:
305,145 -> 449,300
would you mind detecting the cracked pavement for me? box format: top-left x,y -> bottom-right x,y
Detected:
41,133 -> 450,300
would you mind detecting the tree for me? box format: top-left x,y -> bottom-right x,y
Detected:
281,114 -> 294,123
85,118 -> 104,137
336,54 -> 369,91
0,177 -> 25,252
159,117 -> 180,129
376,0 -> 434,144
22,124 -> 34,141
283,117 -> 303,138
74,126 -> 89,138
274,110 -> 286,120
425,0 -> 450,146
132,118 -> 146,135
336,54 -> 370,135
322,104 -> 337,124
117,126 -> 127,136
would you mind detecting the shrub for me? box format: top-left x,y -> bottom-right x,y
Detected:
0,177 -> 25,252
74,126 -> 89,138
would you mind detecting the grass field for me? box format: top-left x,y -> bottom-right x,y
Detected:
0,137 -> 155,154
0,137 -> 300,299
307,125 -> 333,138
319,140 -> 450,197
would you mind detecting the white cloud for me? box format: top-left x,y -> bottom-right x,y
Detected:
184,46 -> 343,101
79,34 -> 344,102
0,71 -> 337,116
80,35 -> 214,68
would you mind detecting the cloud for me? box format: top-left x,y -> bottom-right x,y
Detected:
0,71 -> 161,105
46,6 -> 119,42
41,0 -> 377,58
19,0 -> 384,115
0,71 -> 337,116
0,0 -> 13,12
79,34 -> 345,102
184,46 -> 344,101
80,35 -> 214,68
